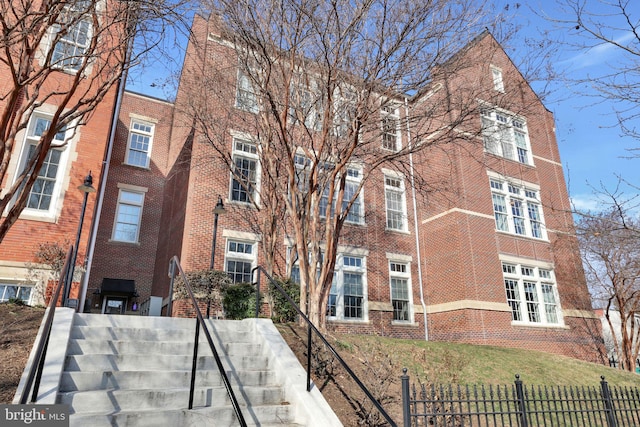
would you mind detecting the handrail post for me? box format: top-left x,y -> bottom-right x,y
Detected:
307,324 -> 312,392
600,376 -> 618,427
514,374 -> 528,427
254,267 -> 260,318
167,258 -> 175,317
189,320 -> 200,409
402,368 -> 411,427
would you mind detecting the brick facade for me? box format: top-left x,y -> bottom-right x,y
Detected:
87,17 -> 603,362
0,0 -> 122,308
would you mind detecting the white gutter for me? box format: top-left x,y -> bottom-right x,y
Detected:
78,73 -> 127,313
405,98 -> 428,341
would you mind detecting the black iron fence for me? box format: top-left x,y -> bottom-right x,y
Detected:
402,370 -> 640,427
608,356 -> 640,372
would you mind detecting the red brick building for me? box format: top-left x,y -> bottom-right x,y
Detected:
0,0 -> 125,308
88,16 -> 603,362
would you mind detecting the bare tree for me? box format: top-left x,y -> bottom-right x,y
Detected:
576,184 -> 640,371
177,0 -> 525,328
543,0 -> 640,153
0,0 -> 191,242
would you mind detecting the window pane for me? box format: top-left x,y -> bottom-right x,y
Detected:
113,191 -> 143,242
504,279 -> 521,321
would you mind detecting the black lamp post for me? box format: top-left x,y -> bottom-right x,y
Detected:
63,171 -> 96,308
207,195 -> 226,317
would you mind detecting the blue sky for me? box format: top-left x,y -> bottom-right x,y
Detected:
126,1 -> 638,213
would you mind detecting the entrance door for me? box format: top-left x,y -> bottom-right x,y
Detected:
104,296 -> 127,314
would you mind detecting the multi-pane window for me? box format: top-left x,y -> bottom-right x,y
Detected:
481,108 -> 530,165
225,240 -> 255,283
236,71 -> 259,113
51,1 -> 92,71
230,138 -> 259,203
390,262 -> 411,322
502,262 -> 561,325
381,104 -> 400,151
332,86 -> 357,138
112,190 -> 144,243
385,175 -> 407,231
490,178 -> 545,239
0,283 -> 32,304
312,163 -> 364,224
21,115 -> 67,212
126,120 -> 153,168
290,84 -> 323,131
491,67 -> 504,92
328,255 -> 367,321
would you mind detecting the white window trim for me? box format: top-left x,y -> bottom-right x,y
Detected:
290,78 -> 323,132
383,170 -> 409,232
332,84 -> 358,138
12,112 -> 74,222
328,253 -> 368,322
110,185 -> 147,243
0,281 -> 34,305
480,105 -> 532,166
381,102 -> 401,151
224,238 -> 258,283
296,151 -> 364,224
125,119 -> 154,169
500,257 -> 563,327
44,1 -> 97,74
488,172 -> 546,240
491,65 -> 504,92
388,258 -> 413,324
235,69 -> 259,113
229,136 -> 261,205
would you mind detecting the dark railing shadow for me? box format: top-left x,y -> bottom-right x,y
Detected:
18,245 -> 73,404
169,256 -> 247,427
252,266 -> 398,427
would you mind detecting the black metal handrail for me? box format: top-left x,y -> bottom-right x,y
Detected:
18,245 -> 74,404
252,266 -> 398,426
169,256 -> 247,427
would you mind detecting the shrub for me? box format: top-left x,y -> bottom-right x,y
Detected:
268,277 -> 300,323
222,282 -> 261,319
172,270 -> 231,306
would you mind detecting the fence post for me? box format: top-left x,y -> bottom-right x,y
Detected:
600,376 -> 618,427
514,375 -> 528,427
254,268 -> 261,318
401,368 -> 411,427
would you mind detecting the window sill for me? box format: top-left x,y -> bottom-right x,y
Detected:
16,210 -> 57,223
385,227 -> 410,235
484,151 -> 535,168
122,162 -> 151,171
327,318 -> 370,324
107,239 -> 141,246
391,320 -> 417,327
510,321 -> 568,330
495,230 -> 549,243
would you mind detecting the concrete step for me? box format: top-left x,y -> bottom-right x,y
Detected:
68,405 -> 301,427
60,369 -> 279,392
74,314 -> 254,334
70,325 -> 254,343
66,338 -> 263,356
64,353 -> 272,372
59,386 -> 287,413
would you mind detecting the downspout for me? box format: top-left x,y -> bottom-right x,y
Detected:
405,97 -> 428,341
78,57 -> 130,313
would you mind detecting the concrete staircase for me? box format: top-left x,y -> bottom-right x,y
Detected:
15,309 -> 341,427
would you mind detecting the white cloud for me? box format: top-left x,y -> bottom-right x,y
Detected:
569,194 -> 601,212
560,32 -> 635,70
